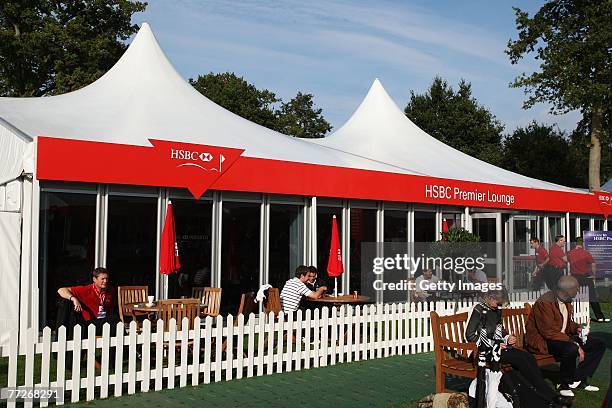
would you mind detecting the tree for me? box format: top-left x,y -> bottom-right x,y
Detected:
567,122 -> 612,188
506,0 -> 611,191
404,77 -> 505,166
191,72 -> 332,138
0,0 -> 146,97
276,92 -> 332,138
502,122 -> 579,186
190,72 -> 280,131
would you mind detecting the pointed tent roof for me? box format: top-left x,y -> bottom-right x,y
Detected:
314,79 -> 584,194
0,23 -> 407,175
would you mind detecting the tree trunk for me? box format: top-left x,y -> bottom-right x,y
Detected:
589,104 -> 603,191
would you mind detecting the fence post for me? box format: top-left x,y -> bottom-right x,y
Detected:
55,326 -> 67,406
225,314 -> 234,381
141,319 -> 152,393
85,324 -> 96,401
113,321 -> 125,397
6,329 -> 19,408
40,327 -> 52,407
191,316 -> 201,386
100,323 -> 111,398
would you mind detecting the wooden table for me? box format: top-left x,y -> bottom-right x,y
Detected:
127,301 -> 209,320
307,294 -> 372,307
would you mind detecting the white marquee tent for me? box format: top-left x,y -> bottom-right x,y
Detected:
0,23 -> 603,349
312,79 -> 583,194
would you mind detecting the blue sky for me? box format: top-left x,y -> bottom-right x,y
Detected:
133,0 -> 581,134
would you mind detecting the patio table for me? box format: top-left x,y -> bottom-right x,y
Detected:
307,294 -> 373,307
127,301 -> 209,320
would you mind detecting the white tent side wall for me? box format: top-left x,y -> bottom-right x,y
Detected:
0,119 -> 30,185
0,122 -> 34,350
0,211 -> 21,348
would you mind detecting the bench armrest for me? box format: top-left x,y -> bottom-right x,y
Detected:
438,339 -> 478,356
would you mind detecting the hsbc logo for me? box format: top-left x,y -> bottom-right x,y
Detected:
170,149 -> 214,162
170,148 -> 226,172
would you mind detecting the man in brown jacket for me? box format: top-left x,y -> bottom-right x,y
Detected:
525,275 -> 605,397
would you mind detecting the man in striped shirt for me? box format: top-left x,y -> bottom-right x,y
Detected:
280,265 -> 327,313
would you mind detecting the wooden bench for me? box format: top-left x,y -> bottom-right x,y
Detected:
430,302 -> 556,393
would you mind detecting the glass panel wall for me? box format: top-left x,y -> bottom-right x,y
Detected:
473,217 -> 496,257
269,204 -> 304,290
39,191 -> 96,328
384,210 -> 406,242
548,217 -> 564,243
442,212 -> 461,230
350,208 -> 377,293
579,218 -> 590,239
317,207 -> 343,294
414,211 -> 436,242
106,195 -> 157,290
221,201 -> 260,313
569,217 -> 577,242
170,199 -> 213,298
594,219 -> 606,231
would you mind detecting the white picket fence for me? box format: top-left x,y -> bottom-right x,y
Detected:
1,288 -> 589,407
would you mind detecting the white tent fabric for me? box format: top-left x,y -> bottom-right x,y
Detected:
0,120 -> 31,185
0,24 -> 408,177
313,79 -> 585,194
0,212 -> 21,347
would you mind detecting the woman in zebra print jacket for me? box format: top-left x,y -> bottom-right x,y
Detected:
465,291 -> 560,405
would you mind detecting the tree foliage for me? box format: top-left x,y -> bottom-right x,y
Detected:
191,72 -> 332,138
502,122 -> 574,186
404,77 -> 504,166
0,0 -> 146,97
502,121 -> 612,188
190,72 -> 279,131
506,0 -> 611,190
276,92 -> 332,138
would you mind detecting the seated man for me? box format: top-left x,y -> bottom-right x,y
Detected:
58,267 -> 118,334
414,268 -> 439,302
280,265 -> 327,313
305,265 -> 327,292
466,268 -> 487,284
525,275 -> 605,397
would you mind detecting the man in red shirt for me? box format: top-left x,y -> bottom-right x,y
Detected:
58,267 -> 118,333
544,235 -> 567,290
530,237 -> 549,290
568,237 -> 608,322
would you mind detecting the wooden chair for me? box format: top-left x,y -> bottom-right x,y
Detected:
222,292 -> 257,353
202,287 -> 222,318
117,286 -> 149,326
191,286 -> 206,302
158,299 -> 201,332
264,288 -> 282,315
237,291 -> 257,317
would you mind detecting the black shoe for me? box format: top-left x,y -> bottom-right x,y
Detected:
556,383 -> 574,397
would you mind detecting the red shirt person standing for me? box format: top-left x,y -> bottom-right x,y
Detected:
567,238 -> 608,322
58,267 -> 118,333
529,237 -> 549,290
543,235 -> 567,290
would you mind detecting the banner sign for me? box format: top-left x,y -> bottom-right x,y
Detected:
584,231 -> 612,278
37,136 -> 606,215
37,137 -> 244,199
